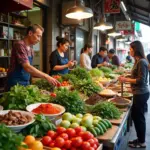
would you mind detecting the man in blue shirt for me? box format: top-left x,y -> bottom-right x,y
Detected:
91,46 -> 108,68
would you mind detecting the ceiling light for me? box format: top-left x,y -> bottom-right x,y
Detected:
107,29 -> 121,37
65,0 -> 93,20
94,20 -> 113,31
125,37 -> 132,44
121,1 -> 127,12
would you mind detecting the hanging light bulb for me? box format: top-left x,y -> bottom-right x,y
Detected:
94,19 -> 113,31
65,0 -> 93,20
107,29 -> 121,37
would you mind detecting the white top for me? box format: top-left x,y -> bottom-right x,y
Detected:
80,53 -> 92,70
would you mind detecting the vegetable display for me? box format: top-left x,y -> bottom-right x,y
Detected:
22,114 -> 56,137
0,124 -> 24,150
61,73 -> 78,84
0,84 -> 50,110
99,66 -> 112,74
34,79 -> 55,92
89,102 -> 121,119
89,68 -> 104,77
74,79 -> 101,96
51,88 -> 85,114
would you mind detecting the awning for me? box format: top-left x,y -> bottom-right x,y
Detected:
0,0 -> 33,12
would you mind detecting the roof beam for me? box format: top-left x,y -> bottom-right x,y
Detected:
128,10 -> 149,19
131,14 -> 148,22
128,2 -> 150,13
132,18 -> 149,26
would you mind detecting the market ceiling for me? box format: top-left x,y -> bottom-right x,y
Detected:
125,0 -> 150,26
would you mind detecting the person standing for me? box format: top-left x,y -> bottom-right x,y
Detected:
91,46 -> 108,68
126,51 -> 132,63
119,41 -> 149,148
6,24 -> 60,91
147,53 -> 150,85
108,49 -> 120,66
49,36 -> 74,75
80,44 -> 93,70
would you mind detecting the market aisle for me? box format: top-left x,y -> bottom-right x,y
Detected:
122,97 -> 150,150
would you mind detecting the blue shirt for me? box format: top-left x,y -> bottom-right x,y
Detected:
91,54 -> 105,68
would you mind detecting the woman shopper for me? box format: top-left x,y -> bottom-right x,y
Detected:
118,40 -> 149,148
80,44 -> 93,70
49,36 -> 74,75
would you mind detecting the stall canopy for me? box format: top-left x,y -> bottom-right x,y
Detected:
0,0 -> 33,12
126,0 -> 150,26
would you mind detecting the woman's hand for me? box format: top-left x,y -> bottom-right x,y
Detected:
118,76 -> 128,83
45,74 -> 61,86
68,61 -> 74,68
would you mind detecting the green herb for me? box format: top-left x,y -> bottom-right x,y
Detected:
70,67 -> 91,80
22,114 -> 56,137
61,73 -> 78,84
51,88 -> 85,114
90,101 -> 121,119
34,79 -> 55,92
74,79 -> 102,96
0,124 -> 24,150
0,84 -> 50,110
99,66 -> 112,74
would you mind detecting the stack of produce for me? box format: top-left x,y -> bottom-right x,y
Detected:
41,126 -> 100,149
59,112 -> 112,136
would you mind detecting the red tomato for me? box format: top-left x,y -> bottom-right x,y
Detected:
93,144 -> 98,149
50,93 -> 57,97
70,148 -> 77,150
93,138 -> 99,145
60,133 -> 69,140
63,140 -> 72,149
41,136 -> 52,146
49,141 -> 55,147
81,142 -> 91,150
54,137 -> 65,148
56,127 -> 66,135
47,130 -> 57,139
87,147 -> 95,150
88,139 -> 95,147
66,128 -> 76,138
74,127 -> 83,135
81,131 -> 94,141
71,137 -> 83,147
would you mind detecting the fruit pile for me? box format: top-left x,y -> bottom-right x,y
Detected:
19,135 -> 43,150
59,113 -> 112,136
61,81 -> 70,86
41,127 -> 99,150
0,67 -> 7,72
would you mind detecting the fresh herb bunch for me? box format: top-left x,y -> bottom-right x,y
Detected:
34,79 -> 55,92
0,84 -> 50,110
61,73 -> 78,84
22,114 -> 56,137
74,79 -> 102,96
51,88 -> 85,114
70,67 -> 91,80
0,124 -> 24,150
90,101 -> 121,119
99,66 -> 112,74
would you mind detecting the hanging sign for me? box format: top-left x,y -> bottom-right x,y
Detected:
116,21 -> 132,31
122,23 -> 135,35
13,0 -> 33,9
104,0 -> 121,14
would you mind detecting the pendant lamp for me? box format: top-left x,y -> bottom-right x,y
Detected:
107,28 -> 121,37
65,0 -> 93,20
125,37 -> 131,44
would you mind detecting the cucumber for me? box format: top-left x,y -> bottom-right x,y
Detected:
103,119 -> 112,128
101,120 -> 109,129
98,121 -> 107,132
95,123 -> 104,135
88,127 -> 97,137
94,127 -> 100,135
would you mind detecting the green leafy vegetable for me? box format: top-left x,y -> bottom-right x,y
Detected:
99,66 -> 112,74
89,101 -> 121,119
61,73 -> 78,84
0,124 -> 24,150
0,84 -> 50,110
51,88 -> 85,114
22,114 -> 56,137
89,68 -> 104,77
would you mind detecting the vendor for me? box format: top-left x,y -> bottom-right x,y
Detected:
118,41 -> 149,148
108,49 -> 120,66
91,46 -> 108,68
126,51 -> 132,63
80,44 -> 93,70
49,36 -> 74,75
6,24 -> 60,91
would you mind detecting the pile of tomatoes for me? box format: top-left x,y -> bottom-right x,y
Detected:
41,127 -> 99,150
60,81 -> 70,86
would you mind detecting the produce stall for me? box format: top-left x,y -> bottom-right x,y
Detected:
0,66 -> 133,150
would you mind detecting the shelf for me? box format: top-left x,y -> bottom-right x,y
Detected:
10,12 -> 27,19
0,21 -> 8,26
0,38 -> 8,40
9,23 -> 27,29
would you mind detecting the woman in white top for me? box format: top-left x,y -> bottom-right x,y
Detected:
80,44 -> 93,70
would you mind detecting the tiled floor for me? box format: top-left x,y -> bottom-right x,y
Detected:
122,98 -> 150,150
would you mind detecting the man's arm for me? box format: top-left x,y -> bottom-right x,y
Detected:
22,62 -> 60,85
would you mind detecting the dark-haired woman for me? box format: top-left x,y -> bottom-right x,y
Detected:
119,41 -> 149,148
49,36 -> 74,75
80,44 -> 93,70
